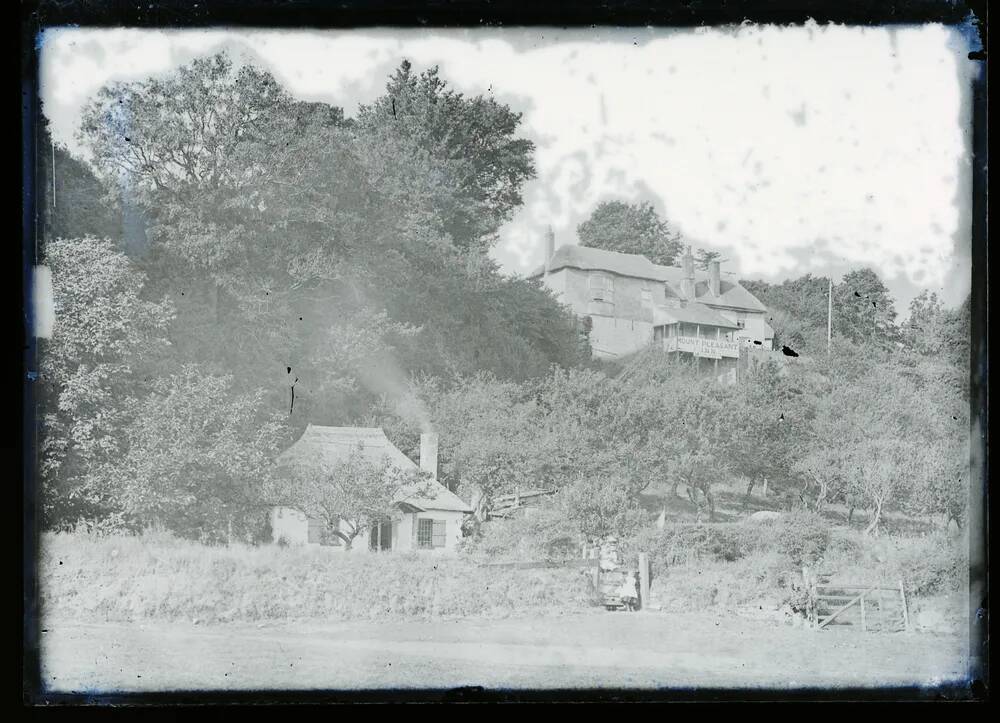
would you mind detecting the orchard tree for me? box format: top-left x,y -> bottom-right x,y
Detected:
559,475 -> 647,541
267,447 -> 433,549
429,374 -> 547,521
577,200 -> 683,266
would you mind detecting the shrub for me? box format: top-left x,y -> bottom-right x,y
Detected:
461,504 -> 584,563
770,511 -> 831,566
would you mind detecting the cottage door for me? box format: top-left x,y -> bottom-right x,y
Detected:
369,521 -> 393,551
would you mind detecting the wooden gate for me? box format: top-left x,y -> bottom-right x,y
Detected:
804,569 -> 910,632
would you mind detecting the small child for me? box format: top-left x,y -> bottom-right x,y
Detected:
617,571 -> 639,611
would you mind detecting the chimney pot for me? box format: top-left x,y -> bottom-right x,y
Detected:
419,433 -> 439,478
709,260 -> 721,296
680,247 -> 696,300
544,227 -> 555,273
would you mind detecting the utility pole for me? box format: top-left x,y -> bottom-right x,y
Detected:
51,139 -> 56,210
827,277 -> 833,354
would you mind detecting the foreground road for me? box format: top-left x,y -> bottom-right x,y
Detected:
37,612 -> 968,694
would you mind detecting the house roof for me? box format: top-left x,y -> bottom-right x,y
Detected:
529,244 -> 767,313
652,303 -> 743,329
529,244 -> 669,282
277,425 -> 473,513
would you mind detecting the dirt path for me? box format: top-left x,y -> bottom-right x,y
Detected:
38,612 -> 968,694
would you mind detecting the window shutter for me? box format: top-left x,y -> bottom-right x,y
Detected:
432,520 -> 447,548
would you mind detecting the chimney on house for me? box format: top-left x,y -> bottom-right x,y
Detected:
544,227 -> 555,274
419,433 -> 439,478
709,260 -> 721,297
680,245 -> 696,300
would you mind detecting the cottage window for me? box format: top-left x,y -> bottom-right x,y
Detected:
417,518 -> 447,548
589,274 -> 615,303
641,288 -> 652,305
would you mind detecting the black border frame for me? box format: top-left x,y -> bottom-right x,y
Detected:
18,0 -> 990,706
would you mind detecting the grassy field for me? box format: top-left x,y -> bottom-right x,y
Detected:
38,612 -> 970,693
35,527 -> 972,695
40,531 -> 597,624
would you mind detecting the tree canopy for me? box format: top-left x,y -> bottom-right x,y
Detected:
577,200 -> 684,266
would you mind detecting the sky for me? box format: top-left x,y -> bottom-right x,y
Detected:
38,24 -> 978,315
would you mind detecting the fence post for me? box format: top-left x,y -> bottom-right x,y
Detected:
803,566 -> 816,628
898,580 -> 909,632
638,552 -> 650,611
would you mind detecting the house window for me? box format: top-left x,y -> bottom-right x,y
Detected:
589,273 -> 614,290
589,273 -> 615,303
417,518 -> 447,548
641,288 -> 652,305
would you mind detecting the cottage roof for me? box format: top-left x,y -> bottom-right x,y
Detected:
277,425 -> 473,513
529,244 -> 767,313
652,303 -> 743,329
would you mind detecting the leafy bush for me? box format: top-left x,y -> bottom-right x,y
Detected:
461,505 -> 582,562
825,530 -> 967,597
625,513 -> 831,578
769,511 -> 831,566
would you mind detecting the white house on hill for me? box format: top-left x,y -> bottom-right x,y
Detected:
270,425 -> 472,553
530,234 -> 774,383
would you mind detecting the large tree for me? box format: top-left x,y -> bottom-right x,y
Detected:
112,367 -> 286,543
832,268 -> 898,345
78,53 -> 580,426
577,200 -> 684,266
355,60 -> 536,251
38,237 -> 174,529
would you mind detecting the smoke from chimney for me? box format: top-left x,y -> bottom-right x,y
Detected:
419,433 -> 439,478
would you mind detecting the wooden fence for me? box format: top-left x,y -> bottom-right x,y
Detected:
803,568 -> 909,632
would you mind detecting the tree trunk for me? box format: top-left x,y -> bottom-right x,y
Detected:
743,478 -> 756,510
864,500 -> 883,536
703,487 -> 717,522
847,506 -> 855,526
686,485 -> 699,509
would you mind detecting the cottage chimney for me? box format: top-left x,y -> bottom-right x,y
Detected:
680,245 -> 696,300
419,433 -> 439,478
544,227 -> 556,274
709,259 -> 721,297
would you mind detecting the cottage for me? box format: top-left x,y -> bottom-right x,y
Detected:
270,426 -> 472,553
530,233 -> 774,382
